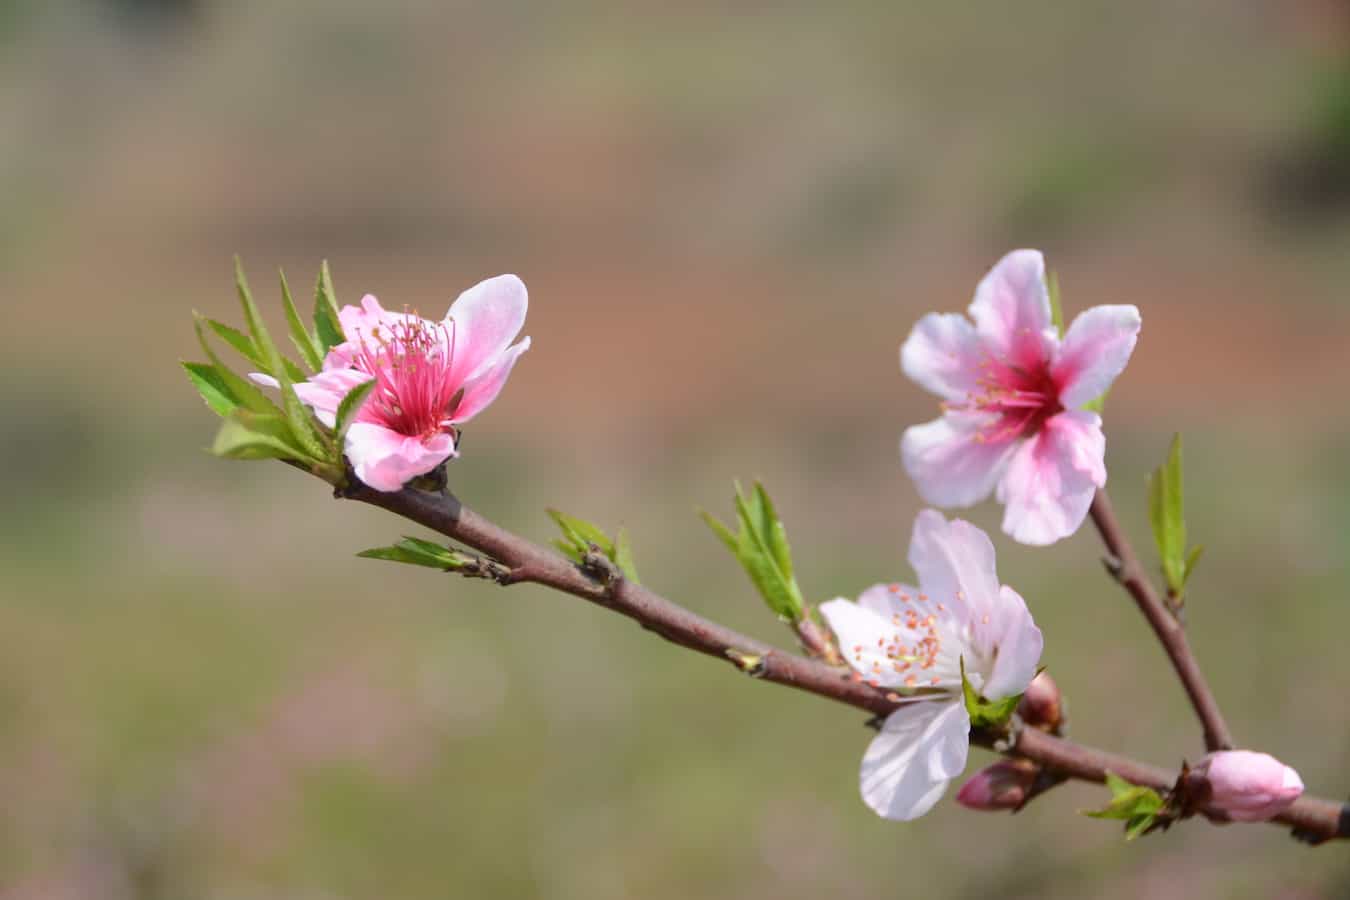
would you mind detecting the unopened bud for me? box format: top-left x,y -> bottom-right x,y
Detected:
954,758 -> 1039,811
1190,750 -> 1304,822
1017,671 -> 1062,732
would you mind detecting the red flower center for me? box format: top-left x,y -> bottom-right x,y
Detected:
354,316 -> 463,442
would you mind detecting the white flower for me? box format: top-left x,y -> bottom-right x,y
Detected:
820,510 -> 1044,820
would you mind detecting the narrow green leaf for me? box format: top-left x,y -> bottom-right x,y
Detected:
546,509 -> 615,557
181,362 -> 237,417
700,510 -> 739,554
334,380 -> 376,441
357,538 -> 464,570
313,260 -> 345,353
235,258 -> 327,460
211,411 -> 313,461
1148,433 -> 1188,595
1081,390 -> 1107,414
205,318 -> 265,368
613,527 -> 641,584
1184,544 -> 1205,585
1084,771 -> 1165,839
194,315 -> 282,416
1047,268 -> 1065,336
280,269 -> 324,371
550,538 -> 584,563
753,482 -> 794,580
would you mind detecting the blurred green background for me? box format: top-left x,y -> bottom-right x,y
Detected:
3,1 -> 1350,897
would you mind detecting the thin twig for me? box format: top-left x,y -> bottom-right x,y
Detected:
340,479 -> 1346,842
1089,489 -> 1234,752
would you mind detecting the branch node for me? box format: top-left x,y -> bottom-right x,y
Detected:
581,546 -> 623,592
725,648 -> 768,677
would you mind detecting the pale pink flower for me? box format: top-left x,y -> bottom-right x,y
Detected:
1193,750 -> 1304,822
255,275 -> 530,491
900,250 -> 1141,545
820,510 -> 1043,821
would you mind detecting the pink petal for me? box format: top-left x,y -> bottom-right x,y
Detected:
967,249 -> 1058,371
996,410 -> 1105,545
980,585 -> 1044,700
294,369 -> 374,427
448,336 -> 531,424
900,312 -> 985,403
445,274 -> 529,385
906,509 -> 1002,623
860,700 -> 969,821
338,294 -> 400,342
901,414 -> 1022,508
1053,304 -> 1142,409
344,423 -> 457,492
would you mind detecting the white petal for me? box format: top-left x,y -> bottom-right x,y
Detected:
856,582 -> 922,618
818,599 -> 911,688
967,249 -> 1058,370
860,700 -> 970,821
1053,305 -> 1141,409
900,312 -> 985,402
980,585 -> 1044,700
997,410 -> 1104,546
907,509 -> 1002,621
901,415 -> 1020,508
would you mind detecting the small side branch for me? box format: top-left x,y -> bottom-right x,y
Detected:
1089,489 -> 1234,752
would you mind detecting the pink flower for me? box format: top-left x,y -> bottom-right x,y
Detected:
1192,750 -> 1304,822
820,510 -> 1044,821
255,275 -> 530,491
900,250 -> 1141,545
954,759 -> 1038,812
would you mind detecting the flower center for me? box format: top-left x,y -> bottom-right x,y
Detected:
353,315 -> 463,442
946,354 -> 1062,444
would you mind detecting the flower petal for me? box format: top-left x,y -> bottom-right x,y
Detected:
906,509 -> 1002,621
859,700 -> 969,821
819,598 -> 914,688
980,585 -> 1044,700
1053,304 -> 1142,409
900,415 -> 1021,508
446,274 -> 528,385
967,249 -> 1057,371
345,423 -> 457,492
900,312 -> 985,402
997,410 -> 1105,545
338,294 -> 404,342
295,368 -> 374,427
856,582 -> 922,618
449,336 -> 531,424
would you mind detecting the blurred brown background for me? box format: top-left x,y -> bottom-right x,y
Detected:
3,1 -> 1350,897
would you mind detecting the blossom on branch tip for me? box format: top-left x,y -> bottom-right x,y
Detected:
899,250 -> 1141,545
1191,750 -> 1304,823
254,275 -> 530,491
820,510 -> 1043,821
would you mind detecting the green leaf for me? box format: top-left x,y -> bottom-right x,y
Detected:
211,410 -> 315,461
550,538 -> 583,563
1184,544 -> 1205,584
1081,389 -> 1107,414
313,260 -> 345,353
1047,268 -> 1065,336
194,315 -> 282,417
1147,433 -> 1190,596
334,380 -> 376,441
235,258 -> 327,460
357,536 -> 467,570
702,481 -> 804,622
181,361 -> 237,417
613,527 -> 641,584
280,269 -> 324,372
204,318 -> 265,368
960,657 -> 1023,727
546,509 -> 615,557
1084,771 -> 1166,840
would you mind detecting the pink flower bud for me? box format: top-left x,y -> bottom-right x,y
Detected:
1016,671 -> 1062,732
955,759 -> 1039,812
1192,750 -> 1304,822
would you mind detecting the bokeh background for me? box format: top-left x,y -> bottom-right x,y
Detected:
3,1 -> 1350,897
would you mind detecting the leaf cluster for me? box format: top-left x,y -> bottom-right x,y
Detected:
547,509 -> 641,584
700,482 -> 804,623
